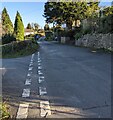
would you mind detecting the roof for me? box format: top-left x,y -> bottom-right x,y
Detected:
25,29 -> 34,33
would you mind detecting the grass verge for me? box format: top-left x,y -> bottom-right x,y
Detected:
0,96 -> 10,120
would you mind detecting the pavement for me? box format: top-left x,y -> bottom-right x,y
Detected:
2,40 -> 111,118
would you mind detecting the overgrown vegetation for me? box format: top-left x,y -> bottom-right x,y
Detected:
43,1 -> 113,43
0,102 -> 10,120
2,34 -> 16,44
0,96 -> 10,120
2,40 -> 39,58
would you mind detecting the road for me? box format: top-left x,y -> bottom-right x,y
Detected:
2,40 -> 111,118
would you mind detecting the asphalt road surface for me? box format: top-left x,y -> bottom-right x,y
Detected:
2,40 -> 111,118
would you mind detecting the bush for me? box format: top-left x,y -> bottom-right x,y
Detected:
74,32 -> 83,40
98,14 -> 113,33
45,31 -> 53,41
82,27 -> 92,35
2,34 -> 16,44
2,40 -> 38,55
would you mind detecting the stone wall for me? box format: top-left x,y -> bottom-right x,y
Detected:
75,33 -> 113,51
61,37 -> 70,44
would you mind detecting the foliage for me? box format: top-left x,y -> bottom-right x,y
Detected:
14,11 -> 24,41
2,34 -> 16,44
43,1 -> 99,29
103,6 -> 113,16
2,40 -> 39,58
0,102 -> 10,120
82,27 -> 92,35
2,7 -> 13,34
45,31 -> 53,41
74,32 -> 83,40
97,14 -> 113,33
26,23 -> 32,29
30,23 -> 40,32
44,23 -> 50,31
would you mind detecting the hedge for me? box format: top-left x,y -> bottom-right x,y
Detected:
2,40 -> 38,55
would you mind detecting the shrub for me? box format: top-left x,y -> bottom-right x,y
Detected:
2,34 -> 16,44
74,32 -> 83,40
45,31 -> 53,41
82,27 -> 92,35
98,14 -> 113,33
2,40 -> 38,55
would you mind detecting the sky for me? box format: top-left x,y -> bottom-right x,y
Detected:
2,1 -> 112,29
2,2 -> 46,29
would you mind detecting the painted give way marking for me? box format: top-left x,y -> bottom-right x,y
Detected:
40,101 -> 51,117
16,103 -> 29,119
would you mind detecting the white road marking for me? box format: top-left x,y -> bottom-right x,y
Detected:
30,61 -> 33,64
38,59 -> 41,61
22,89 -> 30,97
40,101 -> 51,117
29,63 -> 33,67
38,66 -> 42,70
28,67 -> 33,71
16,103 -> 29,118
25,79 -> 31,85
32,53 -> 34,58
38,63 -> 41,66
38,71 -> 43,75
38,76 -> 45,83
27,73 -> 31,77
39,87 -> 47,96
0,67 -> 7,75
38,60 -> 41,63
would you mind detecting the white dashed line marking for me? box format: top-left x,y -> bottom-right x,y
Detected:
22,89 -> 30,97
27,73 -> 31,77
25,79 -> 31,85
38,60 -> 41,63
28,67 -> 33,71
38,63 -> 41,66
29,63 -> 33,67
16,103 -> 29,118
30,61 -> 33,64
38,66 -> 42,70
38,76 -> 45,83
40,101 -> 51,117
39,87 -> 47,96
38,72 -> 43,75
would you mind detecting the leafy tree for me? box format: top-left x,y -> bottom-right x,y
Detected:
2,7 -> 13,34
34,23 -> 40,32
103,6 -> 113,16
44,23 -> 49,31
43,1 -> 99,29
30,23 -> 40,32
14,11 -> 24,41
26,23 -> 32,29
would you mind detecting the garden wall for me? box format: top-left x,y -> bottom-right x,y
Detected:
75,33 -> 113,51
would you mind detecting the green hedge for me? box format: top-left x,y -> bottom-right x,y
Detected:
2,40 -> 38,56
98,14 -> 113,33
2,34 -> 16,45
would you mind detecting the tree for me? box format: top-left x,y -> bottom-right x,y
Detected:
2,7 -> 13,34
44,23 -> 49,31
14,11 -> 24,41
26,23 -> 32,29
34,23 -> 40,32
43,1 -> 99,29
